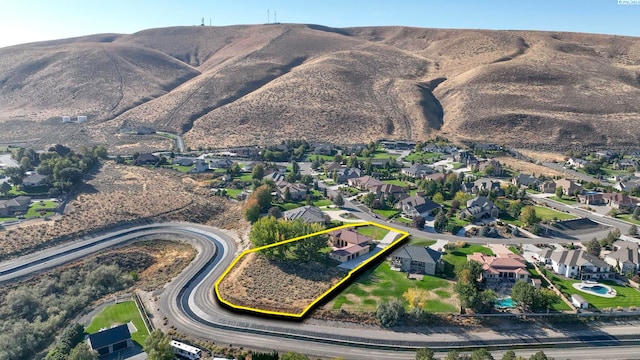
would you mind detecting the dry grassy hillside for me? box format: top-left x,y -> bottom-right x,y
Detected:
1,24 -> 639,151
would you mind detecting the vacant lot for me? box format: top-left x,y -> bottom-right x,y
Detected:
356,225 -> 389,240
86,301 -> 149,345
0,162 -> 243,260
217,251 -> 348,315
328,262 -> 458,313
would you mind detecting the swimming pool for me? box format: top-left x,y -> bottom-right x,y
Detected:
495,297 -> 516,308
581,285 -> 608,295
572,282 -> 616,298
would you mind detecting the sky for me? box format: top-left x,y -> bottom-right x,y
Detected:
1,0 -> 639,48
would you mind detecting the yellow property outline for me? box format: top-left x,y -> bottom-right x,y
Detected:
214,221 -> 409,318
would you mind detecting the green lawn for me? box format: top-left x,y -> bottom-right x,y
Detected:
548,275 -> 640,310
85,301 -> 149,346
395,216 -> 413,225
619,214 -> 640,225
548,195 -> 578,205
26,200 -> 57,218
526,188 -> 541,194
500,212 -> 524,227
356,225 -> 389,240
372,208 -> 400,219
9,185 -> 50,196
313,199 -> 332,207
0,217 -> 17,222
224,188 -> 243,198
533,206 -> 577,221
329,262 -> 458,313
408,237 -> 437,247
276,202 -> 301,211
169,164 -> 194,173
404,152 -> 441,164
382,179 -> 410,188
452,162 -> 463,169
442,244 -> 494,278
369,150 -> 399,160
235,173 -> 254,182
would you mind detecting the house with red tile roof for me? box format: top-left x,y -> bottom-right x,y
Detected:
467,252 -> 529,282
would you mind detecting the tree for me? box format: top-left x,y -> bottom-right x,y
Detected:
471,348 -> 494,360
280,352 -> 310,360
629,224 -> 638,237
20,156 -> 31,169
68,343 -> 98,360
501,350 -> 517,360
416,347 -> 436,360
244,197 -> 261,222
413,215 -> 426,229
376,299 -> 405,327
403,288 -> 430,309
633,207 -> 640,220
4,166 -> 25,186
252,164 -> 265,180
511,280 -> 536,312
268,206 -> 282,218
144,330 -> 174,360
528,351 -> 550,360
432,192 -> 445,203
519,206 -> 540,227
333,154 -> 343,164
0,181 -> 11,195
555,186 -> 564,198
444,350 -> 462,360
585,238 -> 601,257
333,193 -> 345,207
454,281 -> 479,310
434,209 -> 447,232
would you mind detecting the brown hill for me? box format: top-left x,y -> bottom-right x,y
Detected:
1,24 -> 639,152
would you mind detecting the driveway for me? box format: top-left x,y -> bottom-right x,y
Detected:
0,154 -> 19,169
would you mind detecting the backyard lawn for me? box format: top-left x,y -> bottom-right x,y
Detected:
235,173 -> 254,182
26,200 -> 57,218
328,262 -> 458,313
548,274 -> 640,310
533,206 -> 577,221
170,164 -> 194,173
442,244 -> 494,278
85,301 -> 149,345
356,225 -> 389,240
223,188 -> 243,198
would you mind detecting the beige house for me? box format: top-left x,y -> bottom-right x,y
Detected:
467,252 -> 529,282
328,228 -> 373,263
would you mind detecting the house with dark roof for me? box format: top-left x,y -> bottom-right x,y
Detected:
390,245 -> 442,275
313,143 -> 335,156
208,158 -> 233,169
402,164 -> 433,179
87,324 -> 132,356
174,158 -> 193,167
283,205 -> 330,224
542,250 -> 612,280
512,174 -> 539,188
371,183 -> 406,200
0,196 -> 31,217
395,196 -> 441,218
604,241 -> 640,274
134,153 -> 159,166
467,252 -> 529,282
328,228 -> 373,263
458,196 -> 499,220
336,167 -> 364,184
613,159 -> 637,171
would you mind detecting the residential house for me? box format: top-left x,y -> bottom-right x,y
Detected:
380,140 -> 415,150
283,205 -> 330,224
370,158 -> 396,168
390,245 -> 442,275
344,143 -> 366,155
478,159 -> 504,176
277,181 -> 308,201
466,252 -> 529,282
336,167 -> 364,184
425,173 -> 446,182
371,183 -> 406,200
602,192 -> 635,211
613,159 -> 638,171
544,250 -> 612,280
540,181 -> 557,194
595,150 -> 618,161
0,196 -> 31,217
402,163 -> 433,178
193,159 -> 209,173
87,324 -> 132,356
328,228 -> 373,263
555,179 -> 583,196
22,173 -> 48,187
313,143 -> 335,156
613,179 -> 640,193
458,196 -> 499,220
134,153 -> 159,166
451,150 -> 474,163
566,158 -> 590,169
264,171 -> 285,184
324,161 -> 342,173
395,196 -> 441,218
174,158 -> 193,166
473,178 -> 501,194
208,158 -> 233,169
604,241 -> 640,274
348,176 -> 384,191
577,192 -> 605,205
512,174 -> 539,188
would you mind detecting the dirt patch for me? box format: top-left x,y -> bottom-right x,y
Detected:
0,162 -> 246,260
217,252 -> 348,315
496,156 -> 563,177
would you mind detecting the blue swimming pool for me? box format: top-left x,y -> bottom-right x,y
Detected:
582,285 -> 608,295
495,297 -> 517,308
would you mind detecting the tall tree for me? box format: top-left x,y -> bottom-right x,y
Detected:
511,280 -> 536,312
144,330 -> 174,360
252,164 -> 265,180
585,238 -> 601,257
501,350 -> 517,360
333,193 -> 345,207
68,343 -> 99,360
629,224 -> 638,237
471,348 -> 494,360
416,347 -> 436,360
519,206 -> 540,227
0,181 -> 11,195
413,215 -> 426,229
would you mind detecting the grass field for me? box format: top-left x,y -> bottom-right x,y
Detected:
372,208 -> 400,219
404,152 -> 441,164
382,179 -> 410,188
395,216 -> 413,225
533,206 -> 577,221
224,188 -> 243,198
26,200 -> 57,218
235,173 -> 254,182
408,237 -> 437,247
170,164 -> 194,173
548,196 -> 578,205
356,225 -> 389,240
548,275 -> 640,310
329,262 -> 458,313
442,244 -> 493,278
619,214 -> 640,225
313,199 -> 332,207
85,301 -> 149,345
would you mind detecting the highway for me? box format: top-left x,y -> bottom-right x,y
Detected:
3,220 -> 640,359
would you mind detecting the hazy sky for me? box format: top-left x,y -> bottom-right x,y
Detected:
1,0 -> 639,48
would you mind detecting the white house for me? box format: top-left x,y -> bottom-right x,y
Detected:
545,250 -> 612,280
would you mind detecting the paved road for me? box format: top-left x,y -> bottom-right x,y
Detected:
542,162 -> 613,186
3,222 -> 640,359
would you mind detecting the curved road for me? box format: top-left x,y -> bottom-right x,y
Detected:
2,222 -> 640,359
